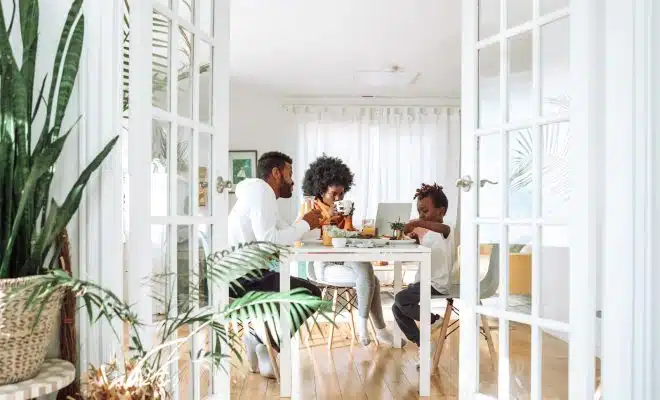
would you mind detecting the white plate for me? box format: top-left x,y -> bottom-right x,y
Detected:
347,238 -> 389,248
388,239 -> 417,245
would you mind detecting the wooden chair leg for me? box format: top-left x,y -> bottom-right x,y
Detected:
327,289 -> 339,350
480,314 -> 497,368
432,299 -> 454,368
344,290 -> 357,344
368,316 -> 380,347
594,382 -> 602,399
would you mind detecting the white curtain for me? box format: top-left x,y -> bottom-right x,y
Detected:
290,105 -> 461,227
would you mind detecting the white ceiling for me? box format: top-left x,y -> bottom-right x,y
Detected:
229,0 -> 568,98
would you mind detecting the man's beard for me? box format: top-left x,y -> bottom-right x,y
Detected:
279,181 -> 294,198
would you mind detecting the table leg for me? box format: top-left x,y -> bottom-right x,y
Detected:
280,259 -> 291,397
290,261 -> 301,398
419,254 -> 431,397
392,261 -> 403,348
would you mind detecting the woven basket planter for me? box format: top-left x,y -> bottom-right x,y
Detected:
0,276 -> 64,385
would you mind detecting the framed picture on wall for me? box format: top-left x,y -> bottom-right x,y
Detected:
228,150 -> 258,192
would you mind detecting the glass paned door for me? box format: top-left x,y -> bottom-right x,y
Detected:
459,0 -> 589,398
128,0 -> 230,398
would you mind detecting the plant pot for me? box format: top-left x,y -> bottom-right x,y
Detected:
0,276 -> 64,384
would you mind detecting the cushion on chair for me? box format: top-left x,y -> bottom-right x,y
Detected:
313,262 -> 356,287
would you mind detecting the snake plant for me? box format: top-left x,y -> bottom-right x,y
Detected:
0,0 -> 117,278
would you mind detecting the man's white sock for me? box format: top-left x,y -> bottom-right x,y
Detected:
255,344 -> 277,379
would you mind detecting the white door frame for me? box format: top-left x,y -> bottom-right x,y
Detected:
78,0 -> 125,370
602,0 -> 656,398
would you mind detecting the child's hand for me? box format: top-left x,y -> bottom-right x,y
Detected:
404,219 -> 421,234
411,227 -> 430,243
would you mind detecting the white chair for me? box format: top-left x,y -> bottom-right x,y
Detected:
305,262 -> 380,349
431,244 -> 499,368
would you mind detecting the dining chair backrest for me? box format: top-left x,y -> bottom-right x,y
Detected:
479,243 -> 500,300
306,261 -> 319,282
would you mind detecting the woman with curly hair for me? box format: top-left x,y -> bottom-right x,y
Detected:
301,155 -> 393,346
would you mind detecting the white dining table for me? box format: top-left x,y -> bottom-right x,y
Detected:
279,243 -> 433,398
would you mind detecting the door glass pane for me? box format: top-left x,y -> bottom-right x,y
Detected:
178,27 -> 194,118
152,11 -> 171,110
152,120 -> 170,216
478,134 -> 501,218
510,323 -> 531,398
539,226 -> 570,323
508,128 -> 533,219
200,0 -> 214,34
177,126 -> 193,216
541,327 -> 569,398
541,17 -> 570,116
478,0 -> 500,40
477,224 -> 500,307
151,224 -> 169,317
507,225 -> 533,315
541,122 -> 571,220
540,0 -> 569,16
199,132 -> 212,216
478,313 -> 498,396
199,225 -> 212,308
508,31 -> 533,122
199,41 -> 213,124
478,43 -> 500,129
179,0 -> 193,22
507,0 -> 532,28
177,225 -> 193,313
176,225 -> 193,399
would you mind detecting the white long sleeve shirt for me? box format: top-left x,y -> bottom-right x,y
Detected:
228,179 -> 310,246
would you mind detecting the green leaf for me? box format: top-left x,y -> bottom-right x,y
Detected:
19,0 -> 39,119
34,0 -> 82,155
0,134 -> 69,278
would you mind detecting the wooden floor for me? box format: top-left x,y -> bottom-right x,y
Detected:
230,320 -> 600,400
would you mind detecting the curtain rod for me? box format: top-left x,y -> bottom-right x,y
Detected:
283,103 -> 460,109
282,96 -> 460,108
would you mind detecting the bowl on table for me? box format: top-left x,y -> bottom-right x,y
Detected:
332,238 -> 348,248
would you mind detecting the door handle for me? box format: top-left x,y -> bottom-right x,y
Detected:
479,179 -> 498,187
456,175 -> 474,192
216,176 -> 232,193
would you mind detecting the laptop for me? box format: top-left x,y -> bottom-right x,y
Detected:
374,202 -> 413,237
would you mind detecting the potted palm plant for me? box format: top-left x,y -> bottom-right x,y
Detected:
0,0 -> 117,384
28,242 -> 328,398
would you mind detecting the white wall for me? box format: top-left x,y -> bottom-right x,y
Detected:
228,80 -> 297,221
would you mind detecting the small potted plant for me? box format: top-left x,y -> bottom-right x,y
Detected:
389,219 -> 406,240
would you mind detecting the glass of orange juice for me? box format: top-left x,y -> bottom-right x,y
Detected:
361,219 -> 376,237
322,225 -> 333,246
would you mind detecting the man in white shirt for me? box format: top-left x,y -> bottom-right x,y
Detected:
392,183 -> 455,350
228,151 -> 323,378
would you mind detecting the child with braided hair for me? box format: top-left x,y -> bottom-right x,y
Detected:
392,183 -> 456,357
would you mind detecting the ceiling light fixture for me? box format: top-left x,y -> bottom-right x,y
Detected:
354,65 -> 420,88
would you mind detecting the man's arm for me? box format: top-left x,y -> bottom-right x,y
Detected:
405,219 -> 451,238
249,189 -> 310,245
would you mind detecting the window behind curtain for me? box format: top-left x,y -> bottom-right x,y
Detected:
290,105 -> 461,227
